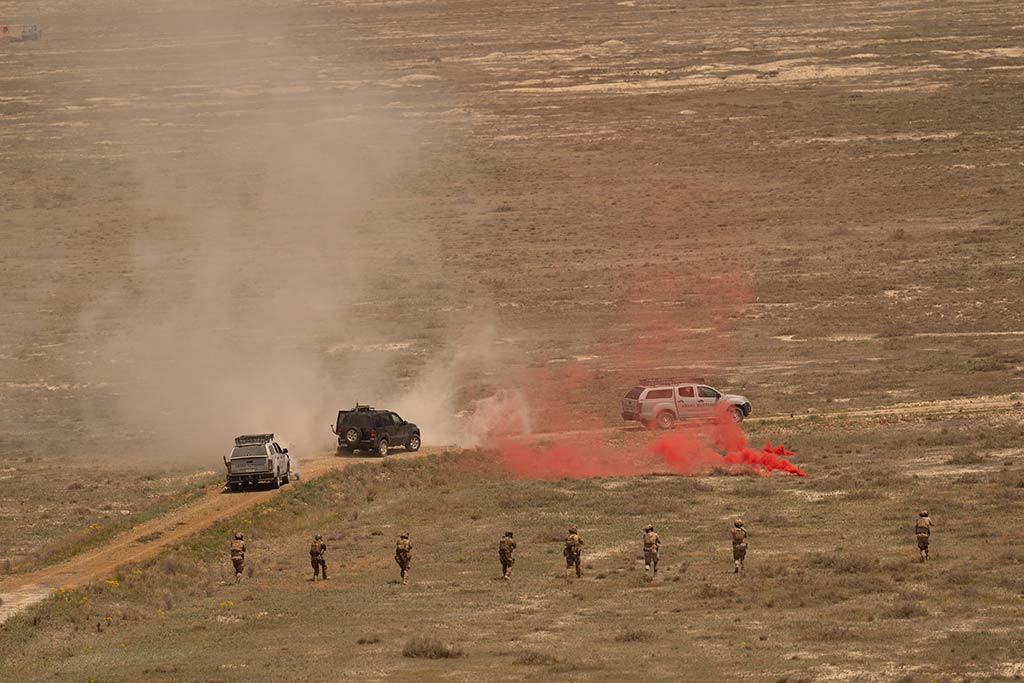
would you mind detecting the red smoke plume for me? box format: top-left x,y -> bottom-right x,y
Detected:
493,403 -> 804,479
479,272 -> 805,479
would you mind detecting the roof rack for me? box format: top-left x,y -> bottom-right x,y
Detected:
234,433 -> 274,446
638,377 -> 706,386
353,403 -> 375,411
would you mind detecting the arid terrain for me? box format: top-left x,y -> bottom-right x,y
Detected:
1,0 -> 1023,681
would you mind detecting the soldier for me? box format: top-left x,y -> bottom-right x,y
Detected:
498,531 -> 517,580
230,532 -> 246,581
395,532 -> 413,585
310,534 -> 328,580
563,524 -> 583,578
731,519 -> 748,573
915,510 -> 933,562
642,524 -> 661,579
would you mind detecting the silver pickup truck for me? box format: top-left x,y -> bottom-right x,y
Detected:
224,433 -> 293,490
621,378 -> 752,429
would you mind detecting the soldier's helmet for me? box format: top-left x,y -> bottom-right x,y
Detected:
505,531 -> 514,537
734,519 -> 743,527
568,524 -> 578,533
401,532 -> 410,538
644,524 -> 654,532
315,534 -> 323,540
235,532 -> 244,540
919,510 -> 929,517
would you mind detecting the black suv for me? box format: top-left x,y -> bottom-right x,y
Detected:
332,404 -> 421,456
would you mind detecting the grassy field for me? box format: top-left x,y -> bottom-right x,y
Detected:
0,462 -> 217,573
3,413 -> 1024,682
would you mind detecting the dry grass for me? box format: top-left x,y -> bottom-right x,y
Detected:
614,629 -> 655,643
0,463 -> 217,574
514,650 -> 560,665
402,637 -> 466,659
4,415 -> 1023,681
2,0 -> 1024,681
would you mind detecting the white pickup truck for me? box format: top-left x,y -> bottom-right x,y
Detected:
224,433 -> 293,491
621,378 -> 752,429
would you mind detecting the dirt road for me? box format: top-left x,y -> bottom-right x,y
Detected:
0,450 -> 425,624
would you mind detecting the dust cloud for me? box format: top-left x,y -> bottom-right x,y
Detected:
68,7 -> 490,461
42,6 -> 778,471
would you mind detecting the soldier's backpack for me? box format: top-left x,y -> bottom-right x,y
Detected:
731,527 -> 746,543
310,541 -> 321,557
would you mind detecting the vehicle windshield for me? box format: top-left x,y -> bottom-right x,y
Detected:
625,386 -> 644,400
230,445 -> 268,459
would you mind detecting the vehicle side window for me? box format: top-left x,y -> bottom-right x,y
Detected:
373,414 -> 388,429
698,386 -> 720,399
644,388 -> 673,400
390,413 -> 403,426
678,386 -> 694,398
272,443 -> 282,454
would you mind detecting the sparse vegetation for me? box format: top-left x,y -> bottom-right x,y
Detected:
514,650 -> 560,665
880,602 -> 929,620
2,1 -> 1023,682
402,637 -> 466,659
1,417 -> 1021,681
614,629 -> 655,643
1,467 -> 217,573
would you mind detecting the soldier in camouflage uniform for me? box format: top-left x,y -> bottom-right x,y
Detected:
731,519 -> 748,573
915,510 -> 933,562
230,532 -> 246,581
563,524 -> 583,578
499,531 -> 516,580
642,524 -> 661,579
310,534 -> 328,580
395,532 -> 413,585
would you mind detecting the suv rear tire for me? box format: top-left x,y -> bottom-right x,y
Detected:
407,434 -> 421,452
656,411 -> 676,430
377,440 -> 389,457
